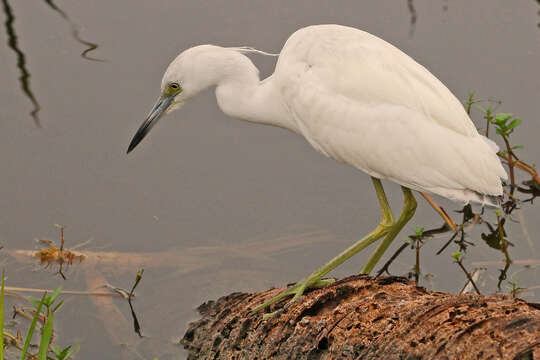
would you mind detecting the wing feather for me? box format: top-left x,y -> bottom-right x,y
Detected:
274,25 -> 507,200
276,25 -> 477,137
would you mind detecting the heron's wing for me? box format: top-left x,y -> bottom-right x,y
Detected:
274,25 -> 506,201
276,25 -> 477,137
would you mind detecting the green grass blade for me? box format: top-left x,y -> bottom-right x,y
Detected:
48,286 -> 63,305
26,296 -> 41,310
37,310 -> 54,360
64,343 -> 80,359
20,292 -> 47,360
52,299 -> 64,313
1,270 -> 5,360
50,344 -> 61,357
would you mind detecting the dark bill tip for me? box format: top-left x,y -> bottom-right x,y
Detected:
126,95 -> 173,154
127,121 -> 152,154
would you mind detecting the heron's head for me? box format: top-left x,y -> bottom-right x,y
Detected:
127,45 -> 237,153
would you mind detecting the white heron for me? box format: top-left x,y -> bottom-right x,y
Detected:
127,24 -> 507,312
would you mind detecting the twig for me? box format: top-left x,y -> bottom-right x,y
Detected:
420,193 -> 457,231
499,152 -> 540,186
459,268 -> 485,294
436,230 -> 459,255
54,224 -> 67,280
5,286 -> 124,297
414,239 -> 420,283
376,243 -> 408,276
496,212 -> 512,266
128,269 -> 144,300
436,212 -> 481,256
377,224 -> 453,276
128,269 -> 144,337
455,258 -> 482,295
501,136 -> 516,193
484,108 -> 491,137
472,258 -> 540,266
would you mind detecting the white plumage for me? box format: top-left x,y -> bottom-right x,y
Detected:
129,24 -> 506,205
273,25 -> 507,205
127,25 -> 509,308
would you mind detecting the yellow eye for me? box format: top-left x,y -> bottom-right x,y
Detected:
169,82 -> 180,90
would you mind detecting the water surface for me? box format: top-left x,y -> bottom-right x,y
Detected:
0,1 -> 539,359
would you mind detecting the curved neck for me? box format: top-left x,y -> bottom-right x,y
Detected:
214,52 -> 296,133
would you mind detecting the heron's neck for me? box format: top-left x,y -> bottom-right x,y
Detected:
215,62 -> 296,132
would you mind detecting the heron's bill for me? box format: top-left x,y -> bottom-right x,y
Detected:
127,95 -> 174,154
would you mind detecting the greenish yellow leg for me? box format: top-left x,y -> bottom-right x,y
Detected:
252,178 -> 395,314
360,186 -> 417,274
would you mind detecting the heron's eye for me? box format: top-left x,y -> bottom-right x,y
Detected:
165,82 -> 182,96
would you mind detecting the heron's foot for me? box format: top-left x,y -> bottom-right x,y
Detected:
251,278 -> 335,316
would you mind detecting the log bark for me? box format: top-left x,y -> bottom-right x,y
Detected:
181,275 -> 540,359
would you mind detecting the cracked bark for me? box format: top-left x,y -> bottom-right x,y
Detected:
181,275 -> 540,359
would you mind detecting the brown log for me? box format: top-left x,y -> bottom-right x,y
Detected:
181,275 -> 540,359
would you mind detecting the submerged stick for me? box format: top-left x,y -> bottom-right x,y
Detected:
128,269 -> 144,338
4,286 -> 123,297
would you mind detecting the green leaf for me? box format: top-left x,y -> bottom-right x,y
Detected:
507,118 -> 522,130
20,292 -> 47,360
480,220 -> 506,251
38,311 -> 54,360
451,252 -> 462,261
27,296 -> 41,309
495,113 -> 513,123
48,286 -> 63,305
414,227 -> 424,237
52,299 -> 64,313
50,344 -> 62,356
58,345 -> 72,360
63,343 -> 80,359
481,231 -> 501,250
511,145 -> 524,150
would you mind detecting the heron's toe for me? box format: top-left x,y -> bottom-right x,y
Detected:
251,277 -> 335,316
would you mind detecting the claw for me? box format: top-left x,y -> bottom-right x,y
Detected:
262,310 -> 279,320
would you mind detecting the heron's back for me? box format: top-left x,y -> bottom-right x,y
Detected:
272,25 -> 507,204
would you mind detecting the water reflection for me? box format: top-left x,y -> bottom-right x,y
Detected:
0,2 -> 537,358
1,0 -> 41,126
537,0 -> 540,28
406,1 -> 449,36
407,0 -> 417,36
407,1 -> 538,35
1,0 -> 102,127
42,0 -> 104,62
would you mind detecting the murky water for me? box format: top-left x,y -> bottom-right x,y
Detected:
0,1 -> 539,359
